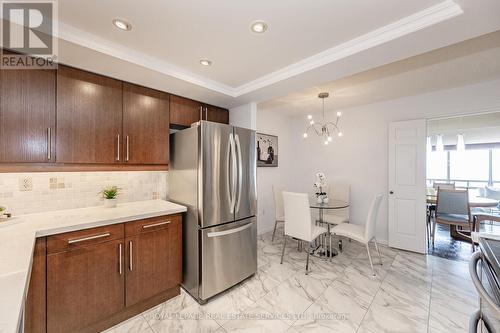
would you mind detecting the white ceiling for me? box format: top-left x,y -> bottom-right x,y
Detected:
3,0 -> 500,108
259,30 -> 500,116
58,0 -> 441,88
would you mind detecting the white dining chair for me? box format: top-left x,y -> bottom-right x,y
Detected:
330,194 -> 383,276
272,185 -> 285,242
323,182 -> 351,225
281,192 -> 327,274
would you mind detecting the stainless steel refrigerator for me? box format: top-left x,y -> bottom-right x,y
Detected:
169,121 -> 257,304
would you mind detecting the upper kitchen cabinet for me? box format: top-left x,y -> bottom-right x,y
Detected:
123,83 -> 170,165
204,105 -> 229,124
56,66 -> 123,164
169,95 -> 202,128
0,67 -> 56,163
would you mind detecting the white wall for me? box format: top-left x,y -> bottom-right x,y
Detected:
255,109 -> 295,234
230,103 -> 257,130
258,78 -> 500,243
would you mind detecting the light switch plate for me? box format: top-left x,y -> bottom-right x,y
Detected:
19,177 -> 33,192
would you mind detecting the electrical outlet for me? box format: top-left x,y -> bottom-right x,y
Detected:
19,177 -> 33,192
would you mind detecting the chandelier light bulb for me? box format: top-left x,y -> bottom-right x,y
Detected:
327,136 -> 332,142
324,140 -> 329,145
307,115 -> 312,120
309,120 -> 314,125
338,132 -> 343,137
303,133 -> 308,138
337,111 -> 342,117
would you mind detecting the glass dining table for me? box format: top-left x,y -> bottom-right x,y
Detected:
310,199 -> 350,258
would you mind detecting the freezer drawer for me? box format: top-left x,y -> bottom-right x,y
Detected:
200,218 -> 257,300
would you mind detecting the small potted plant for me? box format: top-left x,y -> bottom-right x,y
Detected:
0,206 -> 7,220
313,172 -> 329,204
99,186 -> 120,208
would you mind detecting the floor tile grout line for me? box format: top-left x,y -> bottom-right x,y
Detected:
426,254 -> 435,333
141,313 -> 156,333
354,251 -> 397,333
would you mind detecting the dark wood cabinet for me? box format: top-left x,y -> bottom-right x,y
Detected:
56,66 -> 123,164
0,61 -> 228,171
123,83 -> 170,165
125,215 -> 182,306
25,238 -> 47,333
47,238 -> 125,333
0,67 -> 55,163
27,215 -> 182,333
205,105 -> 229,124
169,95 -> 202,127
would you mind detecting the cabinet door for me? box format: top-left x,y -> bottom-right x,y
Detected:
169,95 -> 201,127
205,105 -> 229,124
25,238 -> 47,333
47,239 -> 125,333
56,66 -> 122,164
125,218 -> 181,307
0,68 -> 55,162
123,83 -> 169,165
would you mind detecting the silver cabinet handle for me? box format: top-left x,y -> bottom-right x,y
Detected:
142,221 -> 170,229
469,251 -> 500,316
207,222 -> 253,238
116,134 -> 120,161
199,105 -> 203,120
47,127 -> 51,160
119,243 -> 123,275
68,232 -> 111,244
126,135 -> 130,162
205,107 -> 208,120
129,240 -> 133,271
235,134 -> 243,213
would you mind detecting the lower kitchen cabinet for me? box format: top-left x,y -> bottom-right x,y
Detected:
25,238 -> 47,333
125,215 -> 182,306
25,214 -> 182,333
47,239 -> 125,333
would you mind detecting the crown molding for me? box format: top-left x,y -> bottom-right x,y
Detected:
233,0 -> 463,96
54,0 -> 462,98
55,22 -> 237,97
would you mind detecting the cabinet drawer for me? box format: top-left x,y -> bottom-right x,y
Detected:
125,214 -> 181,237
47,224 -> 124,254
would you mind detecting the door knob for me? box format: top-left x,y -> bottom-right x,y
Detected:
389,191 -> 394,194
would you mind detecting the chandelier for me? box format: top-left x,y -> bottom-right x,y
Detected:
303,92 -> 343,145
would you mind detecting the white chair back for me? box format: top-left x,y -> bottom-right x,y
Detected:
272,185 -> 285,221
283,192 -> 313,241
364,194 -> 383,241
330,182 -> 351,203
327,182 -> 351,219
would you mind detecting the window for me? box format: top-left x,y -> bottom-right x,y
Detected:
426,151 -> 447,179
450,150 -> 489,181
493,149 -> 500,182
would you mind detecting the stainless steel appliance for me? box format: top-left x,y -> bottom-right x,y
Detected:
469,236 -> 500,333
169,121 -> 257,304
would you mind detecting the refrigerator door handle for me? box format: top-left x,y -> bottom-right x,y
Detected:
228,133 -> 237,213
235,134 -> 243,213
206,222 -> 253,238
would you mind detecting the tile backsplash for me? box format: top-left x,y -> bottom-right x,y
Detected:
0,171 -> 168,215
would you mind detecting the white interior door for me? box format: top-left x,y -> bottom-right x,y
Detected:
388,119 -> 427,253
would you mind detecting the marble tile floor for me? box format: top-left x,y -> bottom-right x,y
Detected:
103,226 -> 478,333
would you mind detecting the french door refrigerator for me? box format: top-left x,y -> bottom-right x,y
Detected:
169,121 -> 257,304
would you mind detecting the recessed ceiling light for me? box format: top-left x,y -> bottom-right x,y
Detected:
113,19 -> 132,31
250,21 -> 268,33
199,59 -> 212,66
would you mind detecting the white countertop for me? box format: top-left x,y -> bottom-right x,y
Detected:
0,200 -> 186,333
